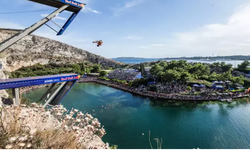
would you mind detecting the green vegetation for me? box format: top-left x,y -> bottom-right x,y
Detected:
140,63 -> 145,76
111,79 -> 127,84
162,55 -> 250,61
98,77 -> 110,81
110,145 -> 118,149
10,63 -> 104,78
100,71 -> 108,77
186,86 -> 192,91
235,60 -> 250,73
150,60 -> 249,87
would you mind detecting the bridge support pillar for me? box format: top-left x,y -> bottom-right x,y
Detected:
39,83 -> 56,102
12,88 -> 20,105
43,82 -> 66,107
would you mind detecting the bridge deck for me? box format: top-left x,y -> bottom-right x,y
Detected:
0,74 -> 80,90
28,0 -> 85,12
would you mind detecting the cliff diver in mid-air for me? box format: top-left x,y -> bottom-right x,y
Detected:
92,40 -> 103,47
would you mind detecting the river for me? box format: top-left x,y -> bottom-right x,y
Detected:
24,83 -> 250,149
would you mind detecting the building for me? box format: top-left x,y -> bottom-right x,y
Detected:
107,69 -> 142,81
144,67 -> 152,78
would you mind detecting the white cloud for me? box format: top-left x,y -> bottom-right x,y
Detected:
122,35 -> 143,40
141,4 -> 250,57
112,0 -> 145,16
41,14 -> 67,20
123,0 -> 145,8
75,0 -> 101,14
81,6 -> 101,14
0,20 -> 24,29
88,8 -> 101,14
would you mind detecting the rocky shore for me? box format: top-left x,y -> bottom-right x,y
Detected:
78,77 -> 250,102
20,84 -> 52,94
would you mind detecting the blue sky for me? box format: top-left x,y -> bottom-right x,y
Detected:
1,0 -> 250,58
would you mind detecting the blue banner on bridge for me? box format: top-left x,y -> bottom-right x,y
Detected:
0,74 -> 80,90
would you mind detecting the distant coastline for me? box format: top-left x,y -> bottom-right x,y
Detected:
112,57 -> 246,67
112,55 -> 250,61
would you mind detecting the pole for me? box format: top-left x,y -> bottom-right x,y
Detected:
12,88 -> 20,105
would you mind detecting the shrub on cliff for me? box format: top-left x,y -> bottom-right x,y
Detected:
0,104 -> 108,149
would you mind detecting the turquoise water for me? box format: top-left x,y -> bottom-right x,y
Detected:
24,83 -> 250,149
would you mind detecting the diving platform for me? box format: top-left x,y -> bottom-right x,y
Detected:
28,0 -> 85,13
0,74 -> 80,106
0,0 -> 86,52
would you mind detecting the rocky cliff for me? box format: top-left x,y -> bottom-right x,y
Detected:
0,28 -> 123,72
0,28 -> 123,101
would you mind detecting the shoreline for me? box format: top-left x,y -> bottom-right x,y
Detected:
20,77 -> 249,102
20,84 -> 52,94
78,77 -> 250,102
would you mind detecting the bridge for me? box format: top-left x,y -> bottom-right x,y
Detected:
0,74 -> 80,106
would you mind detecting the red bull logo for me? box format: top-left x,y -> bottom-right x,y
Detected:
68,77 -> 74,80
63,0 -> 84,7
61,77 -> 68,81
74,75 -> 81,79
78,3 -> 85,7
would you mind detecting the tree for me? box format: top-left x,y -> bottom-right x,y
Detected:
218,70 -> 232,81
244,79 -> 250,88
189,63 -> 210,79
180,71 -> 193,82
220,62 -> 226,67
163,69 -> 181,82
208,72 -> 219,81
221,64 -> 232,72
91,64 -> 101,73
150,64 -> 164,81
71,64 -> 81,73
236,76 -> 245,85
238,61 -> 250,70
159,61 -> 167,68
140,63 -> 145,76
100,71 -> 108,77
211,62 -> 220,67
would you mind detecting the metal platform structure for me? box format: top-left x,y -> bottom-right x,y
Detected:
0,74 -> 80,106
0,0 -> 86,53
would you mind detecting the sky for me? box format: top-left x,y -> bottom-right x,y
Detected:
1,0 -> 250,58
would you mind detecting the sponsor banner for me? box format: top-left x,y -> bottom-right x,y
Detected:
61,77 -> 68,81
62,0 -> 85,8
54,79 -> 60,82
68,77 -> 74,80
44,79 -> 53,83
74,75 -> 80,79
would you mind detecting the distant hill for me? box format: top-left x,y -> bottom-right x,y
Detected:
112,57 -> 157,60
114,56 -> 250,61
161,56 -> 250,61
